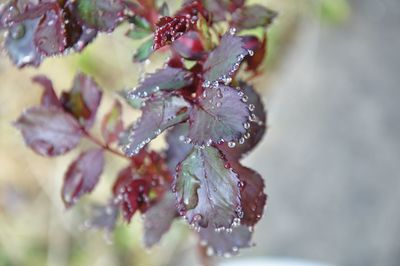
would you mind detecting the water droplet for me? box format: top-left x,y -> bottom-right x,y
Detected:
203,80 -> 211,88
228,141 -> 236,148
216,88 -> 223,98
248,104 -> 255,111
239,137 -> 245,144
243,122 -> 250,129
206,246 -> 215,256
229,28 -> 237,35
242,95 -> 249,102
244,132 -> 251,139
247,49 -> 254,56
10,24 -> 25,40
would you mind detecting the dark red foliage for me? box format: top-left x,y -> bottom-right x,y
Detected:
8,0 -> 277,257
113,151 -> 172,222
153,15 -> 195,50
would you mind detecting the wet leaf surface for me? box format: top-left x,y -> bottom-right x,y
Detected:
174,146 -> 241,229
129,67 -> 193,98
199,225 -> 252,256
218,81 -> 266,159
123,96 -> 189,156
203,33 -> 249,83
187,85 -> 249,146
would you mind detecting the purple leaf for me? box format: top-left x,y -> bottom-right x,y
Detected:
62,149 -> 105,208
34,5 -> 66,56
32,75 -> 61,108
166,123 -> 192,174
174,146 -> 242,229
233,163 -> 266,226
143,192 -> 177,247
61,73 -> 103,129
171,30 -> 205,60
5,18 -> 43,67
14,106 -> 82,156
187,85 -> 249,146
123,96 -> 189,156
128,67 -> 193,99
203,33 -> 249,83
203,0 -> 244,22
75,0 -> 124,32
232,4 -> 277,31
199,225 -> 252,256
101,100 -> 124,145
218,81 -> 267,160
84,201 -> 119,233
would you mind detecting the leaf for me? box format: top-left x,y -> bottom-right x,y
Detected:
171,31 -> 205,60
203,33 -> 249,83
14,106 -> 82,156
143,192 -> 177,247
165,123 -> 192,174
126,27 -> 151,40
62,149 -> 105,208
34,5 -> 66,56
133,37 -> 153,62
123,96 -> 189,156
76,0 -> 124,32
159,2 -> 169,16
117,90 -> 143,109
5,18 -> 42,67
85,201 -> 119,233
218,81 -> 266,160
231,4 -> 277,31
203,0 -> 244,22
153,16 -> 194,50
174,146 -> 242,229
187,85 -> 249,146
101,100 -> 124,145
232,163 -> 266,226
61,73 -> 103,129
32,75 -> 61,108
199,225 -> 252,256
126,15 -> 152,40
113,151 -> 172,222
242,34 -> 267,72
128,67 -> 193,98
113,166 -> 149,222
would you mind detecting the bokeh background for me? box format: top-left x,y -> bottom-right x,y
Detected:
1,0 -> 399,265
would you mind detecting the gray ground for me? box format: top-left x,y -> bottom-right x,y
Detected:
242,0 -> 400,265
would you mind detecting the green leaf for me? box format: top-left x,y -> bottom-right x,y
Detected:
117,89 -> 143,109
174,146 -> 242,229
126,15 -> 152,40
133,37 -> 153,62
76,0 -> 124,32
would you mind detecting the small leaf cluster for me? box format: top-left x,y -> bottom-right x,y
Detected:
3,0 -> 277,258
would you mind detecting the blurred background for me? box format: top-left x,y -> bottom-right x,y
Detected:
1,0 -> 399,265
